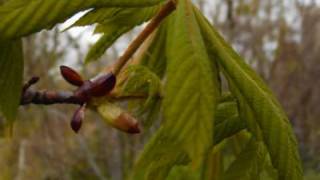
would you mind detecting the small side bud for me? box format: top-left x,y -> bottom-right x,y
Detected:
117,113 -> 140,134
97,102 -> 141,134
60,65 -> 84,87
71,104 -> 86,133
89,73 -> 116,97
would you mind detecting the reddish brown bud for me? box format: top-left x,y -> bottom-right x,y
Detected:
89,73 -> 116,97
60,65 -> 84,87
73,80 -> 92,102
71,104 -> 86,133
115,113 -> 141,134
97,102 -> 141,134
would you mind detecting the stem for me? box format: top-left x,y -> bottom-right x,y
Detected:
112,0 -> 176,75
20,90 -> 83,105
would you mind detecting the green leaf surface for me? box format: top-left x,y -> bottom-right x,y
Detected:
122,65 -> 161,107
0,0 -> 164,40
132,0 -> 220,178
140,19 -> 168,77
131,128 -> 189,180
163,0 -> 219,165
0,40 -> 23,122
224,139 -> 266,180
214,100 -> 246,145
194,7 -> 303,180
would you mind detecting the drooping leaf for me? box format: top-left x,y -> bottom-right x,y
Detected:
132,0 -> 220,178
0,0 -> 164,40
194,7 -> 303,180
163,0 -> 220,166
224,139 -> 266,180
0,40 -> 23,122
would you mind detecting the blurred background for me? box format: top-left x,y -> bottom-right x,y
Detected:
0,0 -> 320,179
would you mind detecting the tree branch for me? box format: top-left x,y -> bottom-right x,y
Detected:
20,0 -> 176,106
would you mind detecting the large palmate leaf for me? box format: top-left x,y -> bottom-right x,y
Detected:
0,0 -> 164,40
0,40 -> 23,122
194,7 -> 303,180
122,65 -> 161,104
132,0 -> 220,178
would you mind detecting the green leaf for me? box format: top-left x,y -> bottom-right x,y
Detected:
214,100 -> 246,145
132,0 -> 220,178
131,128 -> 189,180
224,139 -> 266,180
122,65 -> 161,107
164,0 -> 219,166
167,166 -> 200,180
0,0 -> 164,40
84,26 -> 130,63
194,7 -> 303,180
0,40 -> 23,122
82,5 -> 160,63
140,19 -> 168,77
71,5 -> 160,28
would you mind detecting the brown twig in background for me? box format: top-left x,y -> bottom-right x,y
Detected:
112,0 -> 176,75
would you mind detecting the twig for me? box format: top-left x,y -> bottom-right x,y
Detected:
20,77 -> 158,105
20,89 -> 83,105
112,0 -> 176,75
22,76 -> 39,92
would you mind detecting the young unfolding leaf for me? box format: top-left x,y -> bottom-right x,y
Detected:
122,65 -> 161,107
163,0 -> 220,166
0,0 -> 164,40
0,40 -> 23,122
194,7 -> 303,180
132,0 -> 220,178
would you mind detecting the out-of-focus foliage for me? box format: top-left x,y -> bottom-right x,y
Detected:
0,40 -> 23,122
